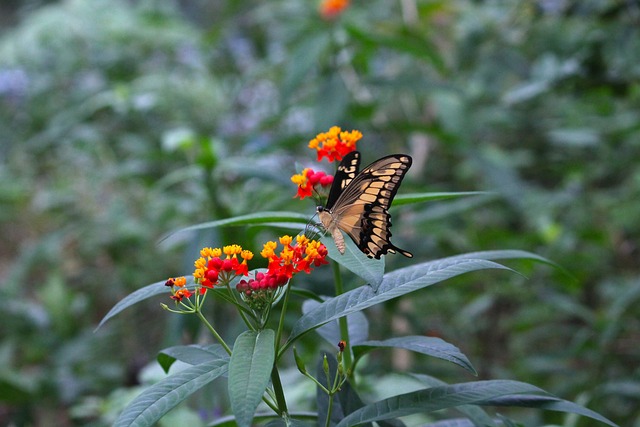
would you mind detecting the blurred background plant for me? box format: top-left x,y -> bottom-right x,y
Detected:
0,0 -> 638,426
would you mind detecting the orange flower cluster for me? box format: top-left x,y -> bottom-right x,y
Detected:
236,235 -> 328,295
166,236 -> 327,305
319,0 -> 350,19
308,126 -> 362,162
193,245 -> 253,294
291,168 -> 334,199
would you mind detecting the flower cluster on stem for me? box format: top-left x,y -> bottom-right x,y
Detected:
291,126 -> 361,201
193,245 -> 253,294
236,235 -> 329,310
291,168 -> 334,200
308,126 -> 361,162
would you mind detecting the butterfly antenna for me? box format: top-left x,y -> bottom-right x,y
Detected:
304,212 -> 323,241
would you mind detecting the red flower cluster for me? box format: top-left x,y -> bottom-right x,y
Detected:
236,235 -> 328,297
193,246 -> 253,294
291,168 -> 334,200
291,126 -> 362,200
308,126 -> 362,162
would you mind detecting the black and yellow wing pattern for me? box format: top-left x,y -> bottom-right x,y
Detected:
317,151 -> 412,259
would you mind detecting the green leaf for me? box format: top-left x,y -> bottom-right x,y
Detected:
315,73 -> 350,130
303,300 -> 369,346
114,359 -> 228,427
334,380 -> 549,427
161,211 -> 310,241
478,395 -> 618,427
412,374 -> 496,427
96,278 -> 195,330
321,235 -> 385,288
346,24 -> 445,71
209,412 -> 318,426
228,329 -> 276,427
157,344 -> 229,373
286,256 -> 512,348
283,32 -> 331,98
450,249 -> 566,275
393,191 -> 493,206
354,336 -> 476,375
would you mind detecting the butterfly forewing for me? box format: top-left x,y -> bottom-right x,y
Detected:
325,151 -> 360,210
323,152 -> 413,259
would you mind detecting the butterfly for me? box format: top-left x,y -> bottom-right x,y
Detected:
316,151 -> 413,259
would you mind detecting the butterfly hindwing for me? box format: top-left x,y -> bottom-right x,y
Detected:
321,152 -> 412,259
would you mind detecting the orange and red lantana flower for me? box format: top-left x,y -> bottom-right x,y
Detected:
291,168 -> 334,199
236,235 -> 328,296
192,245 -> 253,295
308,126 -> 362,162
291,126 -> 362,200
166,237 -> 327,304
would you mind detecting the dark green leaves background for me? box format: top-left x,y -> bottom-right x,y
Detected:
1,0 -> 638,426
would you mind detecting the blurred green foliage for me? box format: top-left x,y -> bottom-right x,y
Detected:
0,0 -> 638,425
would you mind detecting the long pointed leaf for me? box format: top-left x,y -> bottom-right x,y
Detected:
335,380 -> 548,427
161,211 -> 310,241
228,330 -> 276,427
157,344 -> 229,372
393,191 -> 493,206
478,395 -> 618,427
286,257 -> 512,347
412,374 -> 496,427
354,336 -> 475,375
114,359 -> 228,427
96,277 -> 194,330
303,300 -> 369,346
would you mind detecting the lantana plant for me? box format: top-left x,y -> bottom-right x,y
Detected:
100,127 -> 617,427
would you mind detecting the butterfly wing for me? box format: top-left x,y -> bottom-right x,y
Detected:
330,154 -> 413,259
325,151 -> 360,210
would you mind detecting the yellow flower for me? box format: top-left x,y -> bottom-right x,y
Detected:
291,168 -> 310,186
241,250 -> 254,261
261,241 -> 278,259
296,234 -> 309,247
280,245 -> 294,263
279,235 -> 293,246
194,257 -> 206,269
223,244 -> 243,257
200,247 -> 222,258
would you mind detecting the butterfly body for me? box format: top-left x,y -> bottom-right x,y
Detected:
317,151 -> 413,259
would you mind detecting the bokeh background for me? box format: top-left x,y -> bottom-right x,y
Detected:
1,0 -> 639,426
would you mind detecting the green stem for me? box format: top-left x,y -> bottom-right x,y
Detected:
275,279 -> 293,359
224,282 -> 255,330
332,261 -> 353,374
196,310 -> 232,355
324,393 -> 334,427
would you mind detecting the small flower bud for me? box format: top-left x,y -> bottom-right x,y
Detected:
322,354 -> 330,376
293,347 -> 307,375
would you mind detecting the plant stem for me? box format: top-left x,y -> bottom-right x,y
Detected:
332,261 -> 353,374
196,310 -> 232,355
324,393 -> 334,427
275,279 -> 293,359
